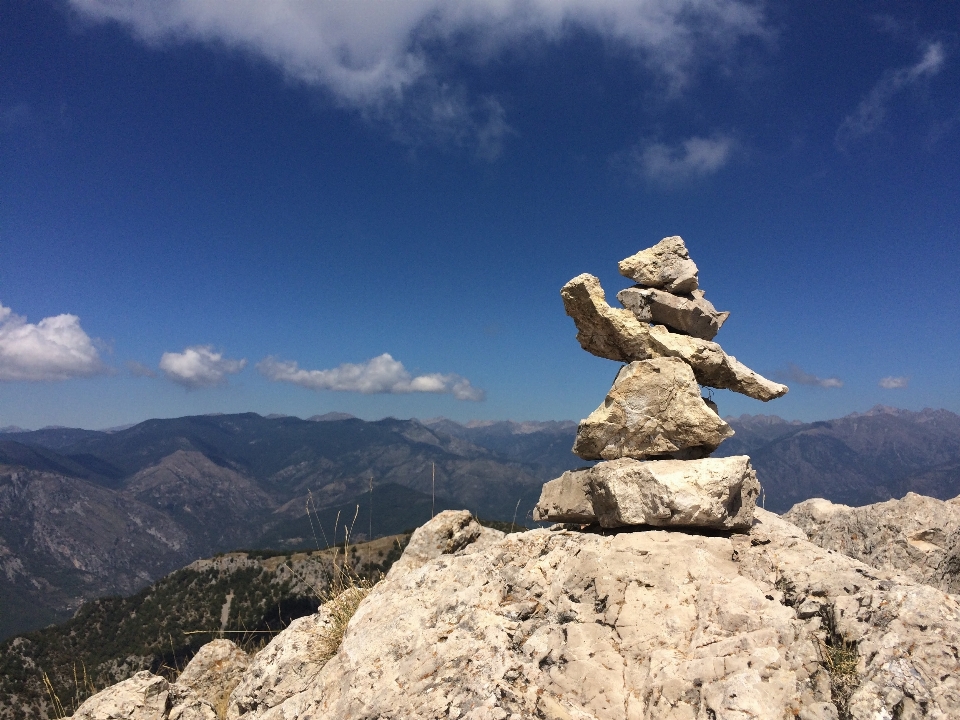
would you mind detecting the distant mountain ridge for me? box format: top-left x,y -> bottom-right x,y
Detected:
0,413 -> 582,639
3,407 -> 960,640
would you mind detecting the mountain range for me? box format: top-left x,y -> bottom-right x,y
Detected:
2,405 -> 960,640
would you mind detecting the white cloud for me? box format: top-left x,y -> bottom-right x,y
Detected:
257,353 -> 485,401
0,302 -> 107,381
68,0 -> 767,150
837,41 -> 946,145
630,135 -> 735,184
159,345 -> 247,388
779,363 -> 843,389
879,376 -> 909,389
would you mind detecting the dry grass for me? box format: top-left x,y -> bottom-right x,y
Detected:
816,636 -> 859,719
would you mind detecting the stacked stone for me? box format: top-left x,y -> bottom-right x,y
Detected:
534,236 -> 788,531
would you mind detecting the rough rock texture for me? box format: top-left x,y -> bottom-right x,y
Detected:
173,640 -> 249,716
535,456 -> 759,530
572,357 -> 734,461
388,510 -> 504,576
617,286 -> 729,341
618,236 -> 699,293
73,671 -> 169,720
531,467 -> 596,523
218,510 -> 960,720
561,274 -> 788,401
783,493 -> 960,595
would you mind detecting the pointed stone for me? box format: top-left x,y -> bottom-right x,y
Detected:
573,357 -> 734,461
617,286 -> 729,340
561,273 -> 788,401
618,236 -> 699,294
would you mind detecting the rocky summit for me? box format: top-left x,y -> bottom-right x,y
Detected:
547,235 -> 787,530
72,508 -> 960,720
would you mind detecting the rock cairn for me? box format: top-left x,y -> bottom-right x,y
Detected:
534,235 -> 788,530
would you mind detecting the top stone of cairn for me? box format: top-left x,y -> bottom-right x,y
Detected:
619,235 -> 698,294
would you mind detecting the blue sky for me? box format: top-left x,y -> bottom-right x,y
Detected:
1,0 -> 958,429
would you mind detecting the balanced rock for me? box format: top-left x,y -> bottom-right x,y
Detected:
535,455 -> 759,530
618,235 -> 699,293
618,286 -> 729,340
572,357 -> 734,461
561,273 -> 788,401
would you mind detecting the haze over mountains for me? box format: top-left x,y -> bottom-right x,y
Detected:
2,406 -> 960,640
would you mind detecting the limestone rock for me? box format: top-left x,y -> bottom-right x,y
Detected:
220,510 -> 960,720
225,606 -> 338,720
172,640 -> 248,717
618,235 -> 699,293
590,456 -> 759,529
617,286 -> 729,340
572,357 -> 734,461
531,467 -> 596,523
560,273 -> 659,363
561,273 -> 788,401
388,509 -> 504,577
783,493 -> 960,595
72,671 -> 169,720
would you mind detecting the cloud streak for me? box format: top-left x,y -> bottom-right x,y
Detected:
629,135 -> 735,185
778,363 -> 843,389
68,0 -> 767,152
258,353 -> 485,401
879,376 -> 909,389
837,41 -> 945,146
0,302 -> 107,381
159,345 -> 247,388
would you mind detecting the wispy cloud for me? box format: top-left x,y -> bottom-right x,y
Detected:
68,0 -> 767,153
879,376 -> 909,389
778,363 -> 843,389
258,353 -> 485,401
0,302 -> 107,381
159,345 -> 246,388
126,360 -> 157,378
627,135 -> 736,185
837,41 -> 946,146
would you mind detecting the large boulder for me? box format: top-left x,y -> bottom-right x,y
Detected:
171,640 -> 249,719
222,510 -> 960,720
617,286 -> 729,341
783,493 -> 960,595
72,671 -> 169,720
560,274 -> 788,401
535,455 -> 759,530
572,357 -> 734,461
618,236 -> 699,293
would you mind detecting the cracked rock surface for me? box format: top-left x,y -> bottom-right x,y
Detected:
74,507 -> 960,720
783,493 -> 960,595
231,511 -> 959,719
618,236 -> 700,294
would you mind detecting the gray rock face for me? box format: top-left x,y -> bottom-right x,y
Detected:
172,639 -> 249,717
618,235 -> 699,293
388,509 -> 504,576
535,455 -> 759,530
617,286 -> 729,340
72,671 -> 169,720
561,274 -> 788,401
572,357 -> 734,461
218,510 -> 959,720
783,493 -> 960,595
72,506 -> 960,720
